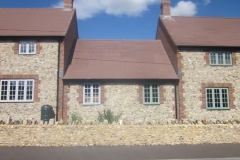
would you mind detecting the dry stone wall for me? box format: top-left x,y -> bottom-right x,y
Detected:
0,124 -> 240,146
67,83 -> 175,124
0,41 -> 59,121
180,51 -> 240,121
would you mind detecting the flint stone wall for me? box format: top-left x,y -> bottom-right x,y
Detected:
180,51 -> 240,121
0,124 -> 239,146
67,83 -> 175,123
0,41 -> 59,121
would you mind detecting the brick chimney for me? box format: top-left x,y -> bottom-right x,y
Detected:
64,0 -> 74,9
161,0 -> 171,16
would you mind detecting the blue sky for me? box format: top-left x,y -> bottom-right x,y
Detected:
0,0 -> 240,40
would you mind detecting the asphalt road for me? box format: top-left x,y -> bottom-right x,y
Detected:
0,144 -> 240,160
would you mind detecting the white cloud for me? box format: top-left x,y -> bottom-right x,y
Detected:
203,0 -> 211,5
171,1 -> 197,16
52,0 -> 161,20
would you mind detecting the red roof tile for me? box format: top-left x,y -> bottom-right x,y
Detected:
64,40 -> 178,80
0,8 -> 75,36
160,16 -> 240,47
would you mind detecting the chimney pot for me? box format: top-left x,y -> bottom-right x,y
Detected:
161,0 -> 171,16
64,0 -> 74,9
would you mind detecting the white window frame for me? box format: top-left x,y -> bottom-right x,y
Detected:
143,84 -> 160,105
209,51 -> 232,66
19,41 -> 36,54
206,88 -> 230,110
0,79 -> 34,102
83,83 -> 101,105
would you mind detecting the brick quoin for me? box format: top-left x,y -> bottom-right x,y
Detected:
57,10 -> 78,121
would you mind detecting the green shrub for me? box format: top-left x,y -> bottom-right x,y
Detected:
71,112 -> 82,124
98,109 -> 122,124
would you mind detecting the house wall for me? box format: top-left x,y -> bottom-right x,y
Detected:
57,11 -> 78,120
65,83 -> 175,123
0,41 -> 59,121
180,51 -> 240,121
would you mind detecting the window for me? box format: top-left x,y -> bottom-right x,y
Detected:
83,83 -> 100,105
210,51 -> 232,65
143,84 -> 160,104
19,41 -> 36,54
0,79 -> 34,102
206,88 -> 229,110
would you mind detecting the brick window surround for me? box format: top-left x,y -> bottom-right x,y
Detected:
204,52 -> 237,66
201,83 -> 235,109
77,83 -> 106,104
13,41 -> 42,54
0,74 -> 40,102
138,84 -> 165,105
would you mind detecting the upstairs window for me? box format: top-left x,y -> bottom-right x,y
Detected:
143,84 -> 160,105
0,79 -> 34,102
83,83 -> 100,105
206,88 -> 229,110
210,51 -> 232,66
19,41 -> 36,54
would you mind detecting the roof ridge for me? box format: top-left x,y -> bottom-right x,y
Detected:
166,16 -> 240,19
77,39 -> 161,42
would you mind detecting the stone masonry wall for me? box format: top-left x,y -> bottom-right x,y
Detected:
180,51 -> 240,121
0,41 -> 59,121
67,83 -> 175,123
0,124 -> 239,146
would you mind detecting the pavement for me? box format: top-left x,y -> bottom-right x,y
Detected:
0,144 -> 240,160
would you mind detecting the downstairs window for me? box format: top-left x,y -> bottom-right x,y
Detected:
0,79 -> 34,102
206,88 -> 229,110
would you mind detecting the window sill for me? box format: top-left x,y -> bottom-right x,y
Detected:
18,53 -> 36,55
206,108 -> 230,110
143,103 -> 160,105
0,101 -> 34,103
210,64 -> 232,67
83,103 -> 101,106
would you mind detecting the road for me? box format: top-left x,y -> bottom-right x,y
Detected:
0,144 -> 240,160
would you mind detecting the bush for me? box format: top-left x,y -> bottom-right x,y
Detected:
98,109 -> 122,124
71,112 -> 82,124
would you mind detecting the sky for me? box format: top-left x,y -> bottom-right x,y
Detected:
0,0 -> 240,40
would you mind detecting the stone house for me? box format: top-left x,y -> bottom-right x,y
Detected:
156,0 -> 240,121
1,0 -> 240,123
0,0 -> 78,121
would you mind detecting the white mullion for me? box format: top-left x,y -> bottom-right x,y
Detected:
215,53 -> 219,65
150,85 -> 153,103
26,43 -> 29,54
223,53 -> 226,65
212,89 -> 215,109
32,80 -> 34,101
7,81 -> 10,101
16,80 -> 19,101
24,80 -> 27,101
219,89 -> 223,109
90,84 -> 93,104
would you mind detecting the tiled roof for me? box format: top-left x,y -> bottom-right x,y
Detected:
0,8 -> 75,36
64,40 -> 178,80
160,16 -> 240,47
